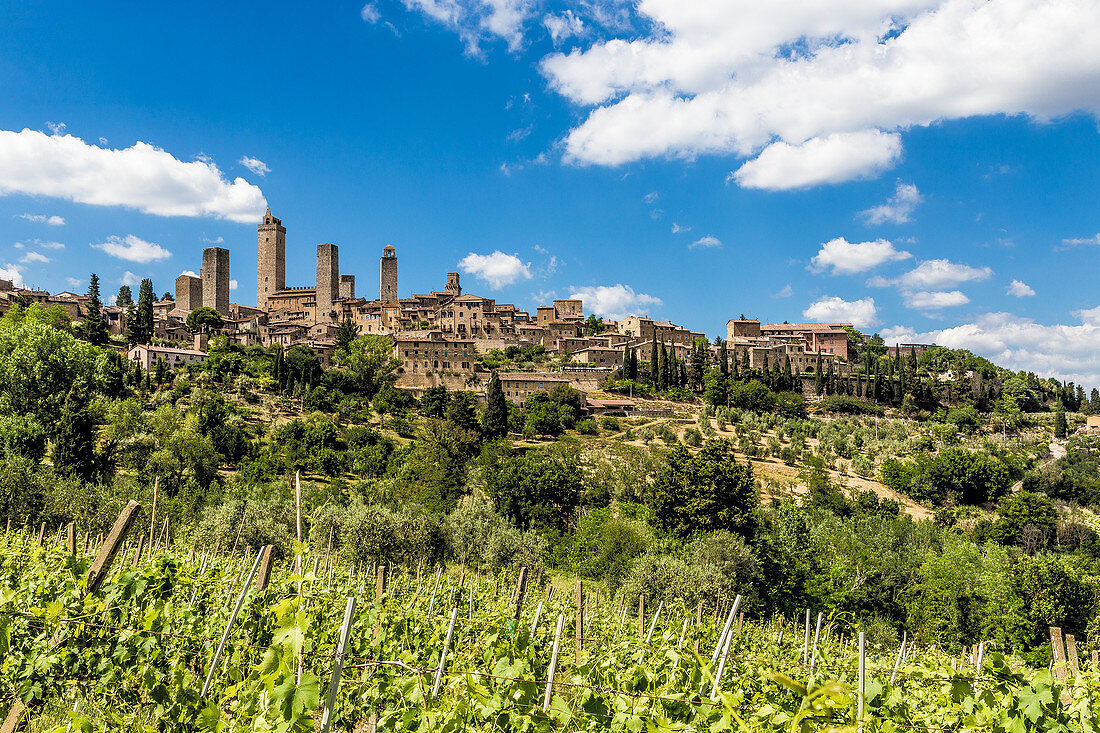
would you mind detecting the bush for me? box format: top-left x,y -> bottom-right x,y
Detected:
820,395 -> 884,416
599,416 -> 621,432
683,427 -> 703,447
575,418 -> 598,435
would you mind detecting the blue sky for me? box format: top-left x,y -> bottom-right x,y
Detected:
2,1 -> 1100,382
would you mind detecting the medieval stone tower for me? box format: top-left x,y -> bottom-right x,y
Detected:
201,247 -> 230,316
257,208 -> 286,309
445,272 -> 461,296
175,273 -> 203,312
380,245 -> 398,302
316,243 -> 339,318
339,275 -> 356,300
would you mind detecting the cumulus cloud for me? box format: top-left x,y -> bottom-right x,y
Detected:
731,131 -> 902,190
458,250 -> 533,288
903,290 -> 969,309
671,222 -> 691,233
91,235 -> 172,263
37,241 -> 65,250
120,271 -> 141,287
65,277 -> 82,289
802,296 -> 878,328
568,283 -> 662,320
809,237 -> 912,275
897,259 -> 992,289
238,156 -> 270,177
538,0 -> 1100,184
179,270 -> 199,278
859,182 -> 922,225
18,214 -> 65,226
1007,279 -> 1036,297
361,3 -> 381,22
774,283 -> 793,298
690,234 -> 722,249
0,265 -> 23,287
884,309 -> 1100,385
19,252 -> 50,264
0,128 -> 266,222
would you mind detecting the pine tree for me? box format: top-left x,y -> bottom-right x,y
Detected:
1054,401 -> 1068,439
79,274 -> 110,346
53,384 -> 99,482
482,371 -> 508,439
335,318 -> 361,355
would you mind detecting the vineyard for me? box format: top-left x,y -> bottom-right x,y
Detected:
1,506 -> 1098,733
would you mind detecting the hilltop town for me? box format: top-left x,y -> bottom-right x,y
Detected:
5,208 -> 891,406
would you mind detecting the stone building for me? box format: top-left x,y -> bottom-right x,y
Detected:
380,246 -> 398,302
257,208 -> 286,310
175,274 -> 203,312
499,373 -> 571,403
316,243 -> 339,318
339,275 -> 355,300
201,247 -> 230,316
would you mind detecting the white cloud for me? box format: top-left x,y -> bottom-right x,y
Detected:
401,0 -> 534,53
18,214 -> 65,226
568,283 -> 662,320
1007,279 -> 1036,297
37,241 -> 65,250
238,156 -> 270,177
1061,233 -> 1100,247
810,236 -> 912,275
540,0 -> 1100,184
731,131 -> 902,190
859,182 -> 922,225
458,250 -> 533,288
361,3 -> 381,22
903,290 -> 969,309
774,283 -> 793,298
120,271 -> 141,287
180,270 -> 199,278
65,277 -> 83,289
229,279 -> 239,290
690,234 -> 722,249
91,235 -> 172,263
802,296 -> 878,328
544,10 -> 584,43
884,309 -> 1100,385
671,222 -> 691,233
0,265 -> 23,287
19,252 -> 50,264
897,259 -> 992,289
643,191 -> 659,204
0,128 -> 266,222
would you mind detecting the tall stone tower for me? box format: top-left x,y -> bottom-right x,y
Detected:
380,245 -> 398,302
201,247 -> 230,316
316,243 -> 339,319
339,275 -> 356,300
257,208 -> 285,309
175,273 -> 203,312
445,272 -> 461,296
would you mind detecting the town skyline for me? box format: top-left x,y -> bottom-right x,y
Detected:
2,2 -> 1099,381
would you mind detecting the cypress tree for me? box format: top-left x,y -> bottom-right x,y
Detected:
679,358 -> 688,388
814,354 -> 824,395
718,340 -> 729,377
135,278 -> 155,344
53,384 -> 99,482
79,274 -> 110,346
1054,401 -> 1068,439
826,359 -> 835,395
482,372 -> 508,439
622,344 -> 632,380
650,336 -> 659,387
658,343 -> 669,391
741,349 -> 750,373
116,285 -> 133,308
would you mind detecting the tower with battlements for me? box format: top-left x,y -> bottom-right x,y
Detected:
381,245 -> 398,302
446,272 -> 461,296
201,247 -> 230,316
316,243 -> 339,318
257,208 -> 286,309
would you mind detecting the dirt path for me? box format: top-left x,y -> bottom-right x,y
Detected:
1010,439 -> 1066,493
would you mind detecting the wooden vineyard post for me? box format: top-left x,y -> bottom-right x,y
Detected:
427,567 -> 443,615
1065,634 -> 1080,678
857,632 -> 866,733
513,567 -> 528,620
543,615 -> 566,712
254,545 -> 275,592
2,501 -> 141,733
65,522 -> 75,555
574,580 -> 583,660
531,600 -> 545,636
131,533 -> 145,568
35,521 -> 45,547
431,607 -> 460,699
1050,627 -> 1067,683
319,596 -> 357,733
294,472 -> 303,575
1092,649 -> 1099,668
696,602 -> 703,627
638,595 -> 645,643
